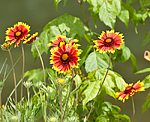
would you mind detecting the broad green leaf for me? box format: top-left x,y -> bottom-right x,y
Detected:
135,68 -> 150,74
142,75 -> 150,89
85,52 -> 110,73
31,14 -> 86,58
86,0 -> 121,28
118,10 -> 129,27
142,93 -> 150,112
98,0 -> 121,28
83,80 -> 100,108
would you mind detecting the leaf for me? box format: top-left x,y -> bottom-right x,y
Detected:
135,68 -> 150,74
142,75 -> 150,89
121,46 -> 131,62
142,93 -> 150,112
54,0 -> 62,7
142,31 -> 150,47
98,0 -> 121,28
85,52 -> 110,73
113,114 -> 131,122
130,53 -> 138,72
96,115 -> 109,122
83,80 -> 100,108
24,69 -> 45,83
79,45 -> 92,67
140,0 -> 150,7
118,10 -> 129,27
31,14 -> 86,58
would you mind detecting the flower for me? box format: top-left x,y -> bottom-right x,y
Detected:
5,22 -> 30,47
94,30 -> 124,53
23,32 -> 38,44
132,81 -> 145,92
57,78 -> 65,84
50,43 -> 80,74
1,41 -> 12,50
116,81 -> 144,102
48,35 -> 66,47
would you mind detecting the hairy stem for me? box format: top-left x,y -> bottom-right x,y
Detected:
8,49 -> 17,102
35,44 -> 46,82
21,44 -> 25,99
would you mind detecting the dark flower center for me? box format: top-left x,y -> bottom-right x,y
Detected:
104,38 -> 113,47
15,31 -> 22,37
124,86 -> 133,94
61,53 -> 69,61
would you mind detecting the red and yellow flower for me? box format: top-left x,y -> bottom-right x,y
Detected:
23,32 -> 38,44
94,30 -> 124,53
115,81 -> 144,102
5,22 -> 30,47
48,35 -> 66,47
50,43 -> 80,74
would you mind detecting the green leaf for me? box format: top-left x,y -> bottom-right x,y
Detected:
79,45 -> 92,67
31,14 -> 86,58
140,0 -> 150,7
113,114 -> 131,122
95,69 -> 126,97
24,69 -> 45,83
135,68 -> 150,74
118,10 -> 129,27
142,31 -> 150,47
130,53 -> 138,72
96,115 -> 109,122
98,0 -> 121,28
83,80 -> 100,108
85,52 -> 110,73
142,93 -> 150,112
142,75 -> 150,89
54,0 -> 62,7
121,46 -> 131,62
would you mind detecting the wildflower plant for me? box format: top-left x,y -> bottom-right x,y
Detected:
0,1 -> 150,122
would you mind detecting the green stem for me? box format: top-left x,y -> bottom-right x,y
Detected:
21,44 -> 25,99
59,85 -> 63,122
62,76 -> 73,121
132,97 -> 135,122
35,44 -> 46,82
8,49 -> 17,102
4,78 -> 23,109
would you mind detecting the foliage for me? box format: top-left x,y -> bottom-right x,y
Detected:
0,0 -> 150,122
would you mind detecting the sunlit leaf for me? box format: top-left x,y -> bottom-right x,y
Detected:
135,68 -> 150,74
142,93 -> 150,112
142,75 -> 150,89
118,10 -> 129,27
83,80 -> 100,108
85,52 -> 110,73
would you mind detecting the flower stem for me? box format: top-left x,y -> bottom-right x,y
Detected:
35,44 -> 46,82
21,44 -> 25,99
59,85 -> 63,122
132,96 -> 135,122
8,49 -> 17,102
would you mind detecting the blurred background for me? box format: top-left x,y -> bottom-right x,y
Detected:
0,0 -> 149,122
